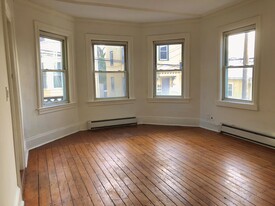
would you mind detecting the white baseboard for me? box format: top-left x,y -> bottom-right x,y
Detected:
199,120 -> 221,132
25,123 -> 80,150
138,116 -> 200,127
14,187 -> 24,206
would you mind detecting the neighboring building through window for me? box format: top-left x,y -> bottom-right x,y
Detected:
92,42 -> 127,99
110,51 -> 114,66
223,25 -> 255,102
39,32 -> 68,105
154,41 -> 183,97
159,45 -> 169,61
227,83 -> 233,97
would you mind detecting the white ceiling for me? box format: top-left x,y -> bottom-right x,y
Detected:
28,0 -> 248,23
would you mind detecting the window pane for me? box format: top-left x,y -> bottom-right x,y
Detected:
156,44 -> 182,70
227,33 -> 245,66
156,71 -> 182,96
247,31 -> 255,65
95,72 -> 127,98
93,45 -> 125,71
227,30 -> 255,67
225,67 -> 253,101
40,37 -> 63,70
43,71 -> 66,104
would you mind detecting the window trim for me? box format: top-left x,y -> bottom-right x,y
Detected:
147,33 -> 190,103
217,16 -> 261,111
222,25 -> 255,102
154,40 -> 184,97
34,21 -> 76,114
39,31 -> 69,106
86,34 -> 135,105
92,41 -> 128,100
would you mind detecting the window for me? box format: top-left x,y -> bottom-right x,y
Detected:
159,45 -> 169,61
155,41 -> 183,96
218,17 -> 260,110
92,42 -> 127,99
223,26 -> 255,101
86,34 -> 134,104
147,33 -> 190,102
39,32 -> 68,105
35,22 -> 76,114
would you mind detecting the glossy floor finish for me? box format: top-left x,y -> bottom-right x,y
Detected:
24,125 -> 275,206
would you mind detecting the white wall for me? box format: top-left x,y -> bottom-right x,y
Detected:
14,0 -> 79,150
0,0 -> 22,205
200,0 -> 275,136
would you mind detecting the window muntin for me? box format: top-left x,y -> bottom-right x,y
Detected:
39,32 -> 68,106
154,41 -> 183,97
223,26 -> 255,102
92,42 -> 128,99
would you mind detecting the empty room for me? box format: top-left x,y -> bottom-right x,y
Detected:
1,0 -> 275,205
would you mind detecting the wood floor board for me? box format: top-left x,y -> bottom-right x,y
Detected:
145,133 -> 274,206
24,125 -> 275,206
164,132 -> 275,202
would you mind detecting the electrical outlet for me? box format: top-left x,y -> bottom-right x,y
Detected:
206,114 -> 214,121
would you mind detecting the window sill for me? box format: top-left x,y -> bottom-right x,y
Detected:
216,100 -> 258,111
37,102 -> 77,115
147,97 -> 190,103
87,98 -> 136,106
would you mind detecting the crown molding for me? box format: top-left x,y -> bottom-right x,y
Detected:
141,17 -> 201,28
15,0 -> 75,23
202,0 -> 258,20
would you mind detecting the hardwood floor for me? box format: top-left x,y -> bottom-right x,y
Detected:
23,125 -> 275,206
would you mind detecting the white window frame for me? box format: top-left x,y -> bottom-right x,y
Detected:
35,21 -> 76,114
217,16 -> 260,110
147,33 -> 190,103
92,41 -> 128,100
86,34 -> 135,105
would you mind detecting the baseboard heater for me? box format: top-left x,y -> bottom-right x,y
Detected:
221,124 -> 275,148
87,117 -> 137,130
